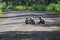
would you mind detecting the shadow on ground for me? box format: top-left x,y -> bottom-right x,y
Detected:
34,20 -> 60,27
0,31 -> 60,40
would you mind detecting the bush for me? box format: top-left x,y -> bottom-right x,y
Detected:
28,6 -> 32,10
46,2 -> 60,12
5,4 -> 13,10
46,3 -> 56,12
0,5 -> 3,9
30,4 -> 43,11
28,4 -> 46,11
0,9 -> 2,14
14,6 -> 27,10
55,3 -> 60,12
0,5 -> 2,14
40,5 -> 46,11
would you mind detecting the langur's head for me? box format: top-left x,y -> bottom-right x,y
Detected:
39,17 -> 42,19
26,17 -> 29,19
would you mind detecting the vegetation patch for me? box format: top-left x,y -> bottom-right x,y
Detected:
14,6 -> 27,10
1,0 -> 60,13
46,3 -> 56,12
55,3 -> 60,12
0,9 -> 2,14
30,4 -> 42,11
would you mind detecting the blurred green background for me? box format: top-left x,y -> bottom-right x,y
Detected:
0,0 -> 60,14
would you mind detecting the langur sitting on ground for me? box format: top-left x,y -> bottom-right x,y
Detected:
38,17 -> 45,24
25,17 -> 35,24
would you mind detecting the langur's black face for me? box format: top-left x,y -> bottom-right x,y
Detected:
26,18 -> 28,19
39,17 -> 41,19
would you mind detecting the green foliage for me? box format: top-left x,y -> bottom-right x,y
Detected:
46,2 -> 60,12
29,4 -> 46,11
55,3 -> 60,12
0,0 -> 2,2
1,0 -> 60,13
0,9 -> 2,14
0,5 -> 3,9
57,1 -> 60,4
31,4 -> 42,10
14,6 -> 27,10
2,5 -> 6,9
40,5 -> 46,11
2,0 -> 58,6
5,4 -> 13,10
28,6 -> 32,10
0,4 -> 3,14
46,3 -> 56,12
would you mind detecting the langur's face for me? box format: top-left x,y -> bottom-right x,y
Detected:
39,17 -> 41,19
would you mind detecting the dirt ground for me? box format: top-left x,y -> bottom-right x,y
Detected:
0,11 -> 60,32
0,11 -> 60,40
